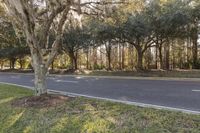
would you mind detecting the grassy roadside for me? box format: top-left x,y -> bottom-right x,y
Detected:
2,69 -> 200,78
0,84 -> 200,133
82,70 -> 200,78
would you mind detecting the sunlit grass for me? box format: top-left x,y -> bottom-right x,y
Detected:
23,126 -> 32,133
0,84 -> 200,133
5,111 -> 24,129
51,115 -> 69,133
0,97 -> 14,104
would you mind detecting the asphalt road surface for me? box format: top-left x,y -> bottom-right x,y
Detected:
0,73 -> 200,112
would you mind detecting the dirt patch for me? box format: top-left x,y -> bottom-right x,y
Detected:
11,94 -> 74,108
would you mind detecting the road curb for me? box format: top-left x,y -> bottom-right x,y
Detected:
0,81 -> 200,115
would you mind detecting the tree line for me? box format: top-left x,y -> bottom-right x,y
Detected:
1,0 -> 199,71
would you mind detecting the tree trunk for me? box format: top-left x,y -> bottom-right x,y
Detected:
51,60 -> 54,71
128,44 -> 134,70
9,60 -> 12,69
192,34 -> 198,69
122,44 -> 125,69
30,48 -> 49,96
136,47 -> 143,70
19,61 -> 23,69
158,44 -> 163,69
105,42 -> 112,70
155,44 -> 158,69
100,46 -> 103,69
186,37 -> 190,68
10,58 -> 16,69
107,52 -> 111,70
118,44 -> 122,70
86,50 -> 89,69
93,47 -> 97,70
165,43 -> 170,70
0,60 -> 4,70
69,53 -> 74,70
69,52 -> 78,70
34,64 -> 47,96
19,57 -> 23,69
146,48 -> 151,69
191,21 -> 199,69
74,54 -> 78,70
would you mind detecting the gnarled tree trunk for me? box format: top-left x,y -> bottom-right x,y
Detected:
136,48 -> 144,71
69,52 -> 78,70
30,48 -> 48,95
34,64 -> 47,95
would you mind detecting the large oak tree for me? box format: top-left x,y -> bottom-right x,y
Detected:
2,0 -> 119,96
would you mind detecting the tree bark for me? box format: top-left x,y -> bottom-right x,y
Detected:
165,43 -> 170,70
9,60 -> 12,69
19,60 -> 23,69
0,60 -> 4,70
34,64 -> 47,96
69,53 -> 74,70
136,47 -> 144,70
69,52 -> 78,70
10,58 -> 16,69
118,44 -> 122,70
158,44 -> 163,69
74,52 -> 78,70
86,49 -> 89,69
129,45 -> 134,70
106,43 -> 112,71
190,20 -> 199,69
155,45 -> 158,69
51,60 -> 54,71
93,47 -> 97,70
121,44 -> 125,69
192,33 -> 198,69
19,57 -> 24,69
107,52 -> 111,70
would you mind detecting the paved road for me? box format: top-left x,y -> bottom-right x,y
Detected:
0,73 -> 200,112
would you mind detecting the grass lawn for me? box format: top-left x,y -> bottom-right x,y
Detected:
0,84 -> 200,133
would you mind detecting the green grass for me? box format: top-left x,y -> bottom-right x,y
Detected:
0,84 -> 200,133
84,70 -> 200,78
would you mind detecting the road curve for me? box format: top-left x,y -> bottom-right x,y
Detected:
0,73 -> 200,113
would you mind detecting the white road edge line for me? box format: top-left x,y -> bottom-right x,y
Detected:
0,82 -> 34,90
55,80 -> 78,83
0,81 -> 200,115
192,90 -> 200,92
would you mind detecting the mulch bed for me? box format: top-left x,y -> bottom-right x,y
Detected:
11,94 -> 74,108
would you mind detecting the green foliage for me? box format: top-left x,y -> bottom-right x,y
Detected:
62,26 -> 92,53
0,47 -> 30,59
121,12 -> 153,43
0,19 -> 30,67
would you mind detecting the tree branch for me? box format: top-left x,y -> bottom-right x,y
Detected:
46,6 -> 71,67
